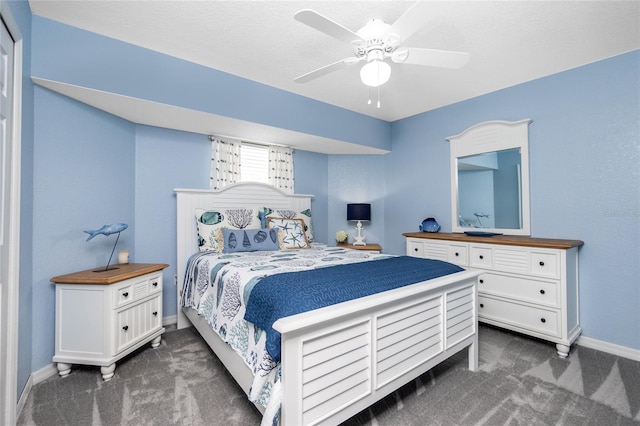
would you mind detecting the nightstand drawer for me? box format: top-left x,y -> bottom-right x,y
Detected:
113,275 -> 159,308
149,273 -> 162,294
115,284 -> 134,308
115,294 -> 162,354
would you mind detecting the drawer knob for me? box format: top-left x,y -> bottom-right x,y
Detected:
479,303 -> 484,308
539,261 -> 545,266
540,289 -> 545,295
479,279 -> 484,284
414,248 -> 418,252
122,292 -> 129,298
152,281 -> 158,287
153,311 -> 158,316
540,318 -> 546,323
479,255 -> 484,259
455,252 -> 459,257
122,325 -> 129,331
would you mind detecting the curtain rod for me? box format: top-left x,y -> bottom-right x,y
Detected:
208,134 -> 289,149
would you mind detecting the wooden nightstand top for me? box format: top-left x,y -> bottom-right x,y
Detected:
339,243 -> 382,252
51,263 -> 169,285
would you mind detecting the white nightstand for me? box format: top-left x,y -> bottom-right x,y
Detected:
51,263 -> 169,380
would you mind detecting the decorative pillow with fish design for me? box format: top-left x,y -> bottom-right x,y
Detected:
221,228 -> 281,253
266,217 -> 311,249
260,207 -> 313,242
196,207 -> 262,252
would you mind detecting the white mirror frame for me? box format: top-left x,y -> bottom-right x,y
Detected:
447,119 -> 532,236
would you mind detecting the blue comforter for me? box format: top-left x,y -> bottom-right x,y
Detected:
244,256 -> 464,362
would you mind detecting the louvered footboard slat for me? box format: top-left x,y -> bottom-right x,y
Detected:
277,276 -> 479,426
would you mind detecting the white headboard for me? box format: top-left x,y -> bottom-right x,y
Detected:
174,182 -> 313,328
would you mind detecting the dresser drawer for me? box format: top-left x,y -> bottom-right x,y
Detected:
407,240 -> 424,257
447,244 -> 468,267
530,252 -> 559,279
470,246 -> 492,268
479,295 -> 560,338
479,273 -> 559,308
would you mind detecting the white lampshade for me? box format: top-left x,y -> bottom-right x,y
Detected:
360,60 -> 391,87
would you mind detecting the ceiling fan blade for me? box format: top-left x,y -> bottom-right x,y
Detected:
294,57 -> 360,83
295,9 -> 362,44
386,1 -> 429,43
393,47 -> 470,69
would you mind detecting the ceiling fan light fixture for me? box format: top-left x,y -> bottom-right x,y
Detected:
360,60 -> 391,87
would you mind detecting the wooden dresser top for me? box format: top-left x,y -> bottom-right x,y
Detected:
403,232 -> 584,250
51,263 -> 169,285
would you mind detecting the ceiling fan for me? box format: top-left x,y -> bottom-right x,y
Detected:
293,2 -> 470,88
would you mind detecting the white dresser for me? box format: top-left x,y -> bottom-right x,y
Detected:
51,263 -> 169,380
404,233 -> 583,357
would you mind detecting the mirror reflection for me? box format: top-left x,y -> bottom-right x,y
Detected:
457,149 -> 522,230
448,119 -> 531,235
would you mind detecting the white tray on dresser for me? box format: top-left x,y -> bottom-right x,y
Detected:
404,232 -> 584,357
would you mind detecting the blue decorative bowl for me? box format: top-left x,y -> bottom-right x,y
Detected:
419,218 -> 440,233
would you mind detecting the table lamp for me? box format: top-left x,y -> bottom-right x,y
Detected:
347,203 -> 371,246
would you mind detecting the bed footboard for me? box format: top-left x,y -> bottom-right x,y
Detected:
274,270 -> 480,426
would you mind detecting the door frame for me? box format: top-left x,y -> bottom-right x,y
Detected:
0,2 -> 23,425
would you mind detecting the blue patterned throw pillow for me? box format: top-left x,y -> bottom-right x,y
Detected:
195,207 -> 262,252
221,228 -> 281,253
266,217 -> 311,249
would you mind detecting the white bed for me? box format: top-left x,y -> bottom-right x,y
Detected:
175,182 -> 481,426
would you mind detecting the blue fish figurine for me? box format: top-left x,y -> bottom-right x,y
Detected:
84,223 -> 128,241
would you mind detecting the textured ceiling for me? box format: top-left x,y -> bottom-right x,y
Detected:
28,1 -> 639,123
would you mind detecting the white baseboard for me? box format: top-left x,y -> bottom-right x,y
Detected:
578,335 -> 640,361
163,315 -> 177,326
16,374 -> 32,420
32,363 -> 58,384
16,363 -> 57,419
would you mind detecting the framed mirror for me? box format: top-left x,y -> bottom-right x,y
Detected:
447,119 -> 532,235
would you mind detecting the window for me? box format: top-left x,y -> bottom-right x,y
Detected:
240,143 -> 269,184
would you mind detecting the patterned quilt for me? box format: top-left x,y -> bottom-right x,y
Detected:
180,244 -> 393,425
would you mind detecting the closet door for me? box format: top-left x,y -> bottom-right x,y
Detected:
0,14 -> 20,426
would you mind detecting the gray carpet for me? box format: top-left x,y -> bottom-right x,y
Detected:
18,325 -> 640,425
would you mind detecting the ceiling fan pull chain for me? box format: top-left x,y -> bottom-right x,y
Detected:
377,86 -> 381,108
367,87 -> 372,105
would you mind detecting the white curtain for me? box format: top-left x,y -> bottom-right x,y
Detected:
210,135 -> 241,190
268,145 -> 295,193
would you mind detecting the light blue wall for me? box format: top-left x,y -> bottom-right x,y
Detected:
291,150 -> 329,244
134,126 -> 210,317
327,155 -> 386,246
30,16 -> 391,153
386,51 -> 639,350
31,88 -> 136,369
